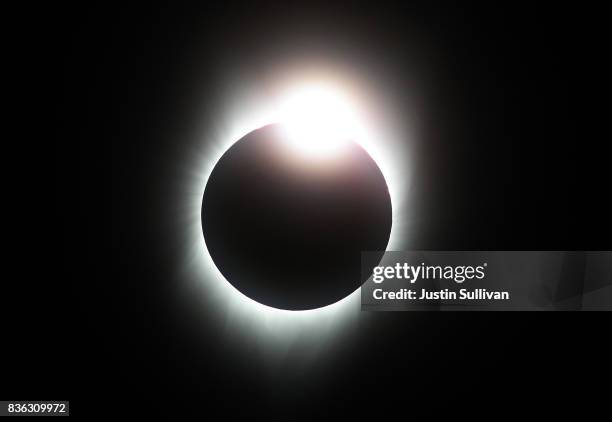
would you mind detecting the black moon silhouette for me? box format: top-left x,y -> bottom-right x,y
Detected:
202,124 -> 392,310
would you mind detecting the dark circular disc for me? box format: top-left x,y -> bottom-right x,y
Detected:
202,123 -> 392,310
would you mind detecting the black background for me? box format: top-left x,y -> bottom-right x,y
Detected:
10,1 -> 611,418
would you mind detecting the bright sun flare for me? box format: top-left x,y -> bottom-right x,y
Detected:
278,85 -> 361,157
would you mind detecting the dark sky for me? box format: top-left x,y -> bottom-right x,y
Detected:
28,1 -> 612,417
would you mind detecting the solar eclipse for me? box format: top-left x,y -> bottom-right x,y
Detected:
181,73 -> 412,348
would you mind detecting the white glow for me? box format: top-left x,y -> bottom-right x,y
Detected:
176,67 -> 414,356
278,85 -> 356,157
